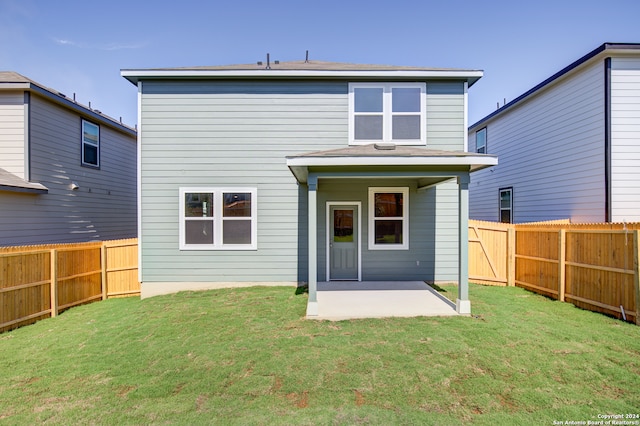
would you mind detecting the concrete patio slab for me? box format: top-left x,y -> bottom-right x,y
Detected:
312,281 -> 459,320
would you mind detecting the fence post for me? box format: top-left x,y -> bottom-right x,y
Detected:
507,226 -> 516,286
558,229 -> 566,302
633,230 -> 640,326
101,243 -> 107,300
50,249 -> 58,317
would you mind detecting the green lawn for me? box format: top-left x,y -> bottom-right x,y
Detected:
1,284 -> 639,425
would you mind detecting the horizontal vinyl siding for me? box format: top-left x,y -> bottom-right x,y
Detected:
611,57 -> 640,222
427,82 -> 465,151
140,81 -> 347,283
0,94 -> 137,246
469,61 -> 605,223
316,179 -> 457,282
0,91 -> 25,178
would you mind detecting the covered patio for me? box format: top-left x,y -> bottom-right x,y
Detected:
286,143 -> 497,319
315,281 -> 457,320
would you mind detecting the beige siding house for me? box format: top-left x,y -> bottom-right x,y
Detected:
0,72 -> 137,246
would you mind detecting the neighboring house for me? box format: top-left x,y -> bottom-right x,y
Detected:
0,72 -> 137,246
121,59 -> 497,315
468,43 -> 640,224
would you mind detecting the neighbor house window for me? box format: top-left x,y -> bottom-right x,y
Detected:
349,83 -> 426,145
82,120 -> 100,167
475,127 -> 487,153
179,187 -> 257,250
499,187 -> 513,223
368,187 -> 409,250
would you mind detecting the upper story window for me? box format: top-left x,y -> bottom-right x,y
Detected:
349,83 -> 426,146
475,127 -> 487,154
179,187 -> 257,250
82,119 -> 100,167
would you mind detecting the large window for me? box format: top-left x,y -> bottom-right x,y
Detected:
349,83 -> 426,145
179,187 -> 257,250
499,187 -> 513,224
82,120 -> 100,167
368,187 -> 409,250
475,127 -> 487,153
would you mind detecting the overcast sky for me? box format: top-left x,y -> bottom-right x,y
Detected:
2,0 -> 639,128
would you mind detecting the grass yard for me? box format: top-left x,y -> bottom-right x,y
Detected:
1,284 -> 639,425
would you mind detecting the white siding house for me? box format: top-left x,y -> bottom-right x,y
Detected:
122,60 -> 497,315
0,72 -> 138,246
468,43 -> 640,224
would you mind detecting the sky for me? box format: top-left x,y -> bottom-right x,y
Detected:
1,0 -> 640,129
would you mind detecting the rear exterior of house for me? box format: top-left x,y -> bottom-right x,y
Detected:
468,43 -> 640,224
0,72 -> 137,246
123,60 -> 496,315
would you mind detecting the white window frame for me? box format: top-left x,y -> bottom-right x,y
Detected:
476,127 -> 487,154
81,119 -> 100,167
349,82 -> 426,146
368,187 -> 409,250
179,187 -> 257,250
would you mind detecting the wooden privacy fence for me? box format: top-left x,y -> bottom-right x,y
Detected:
0,238 -> 139,332
469,220 -> 640,324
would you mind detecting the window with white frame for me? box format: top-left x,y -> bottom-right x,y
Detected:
349,83 -> 426,145
475,127 -> 487,153
368,187 -> 409,250
499,187 -> 513,224
179,187 -> 257,250
82,119 -> 100,167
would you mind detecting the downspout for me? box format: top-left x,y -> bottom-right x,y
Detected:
604,57 -> 612,222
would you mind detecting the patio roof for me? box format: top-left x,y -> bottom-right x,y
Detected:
286,143 -> 498,184
0,168 -> 48,194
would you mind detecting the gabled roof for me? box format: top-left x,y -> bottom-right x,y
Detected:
469,43 -> 640,131
0,71 -> 136,136
121,60 -> 483,86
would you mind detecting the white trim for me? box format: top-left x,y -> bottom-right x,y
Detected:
326,202 -> 362,281
368,187 -> 409,250
286,155 -> 498,167
179,187 -> 258,250
137,82 -> 143,283
463,81 -> 469,152
348,82 -> 426,146
121,69 -> 483,82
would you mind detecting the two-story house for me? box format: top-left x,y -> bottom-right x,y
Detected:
0,72 -> 138,246
122,59 -> 496,316
468,43 -> 640,224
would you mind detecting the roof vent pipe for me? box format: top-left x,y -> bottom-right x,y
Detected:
266,53 -> 270,70
305,50 -> 309,63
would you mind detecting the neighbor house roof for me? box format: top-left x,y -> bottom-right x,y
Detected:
122,59 -> 483,86
286,143 -> 498,183
0,71 -> 136,136
469,43 -> 640,131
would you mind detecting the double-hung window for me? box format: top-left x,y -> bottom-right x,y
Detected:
349,83 -> 426,145
499,187 -> 513,224
368,187 -> 409,250
179,187 -> 257,250
475,127 -> 487,153
82,119 -> 100,167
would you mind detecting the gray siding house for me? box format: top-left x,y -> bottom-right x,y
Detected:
468,43 -> 640,224
0,72 -> 137,246
122,60 -> 496,315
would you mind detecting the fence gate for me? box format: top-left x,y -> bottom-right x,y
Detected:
468,220 -> 514,286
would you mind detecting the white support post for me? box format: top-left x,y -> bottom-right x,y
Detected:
457,174 -> 471,314
307,175 -> 318,316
